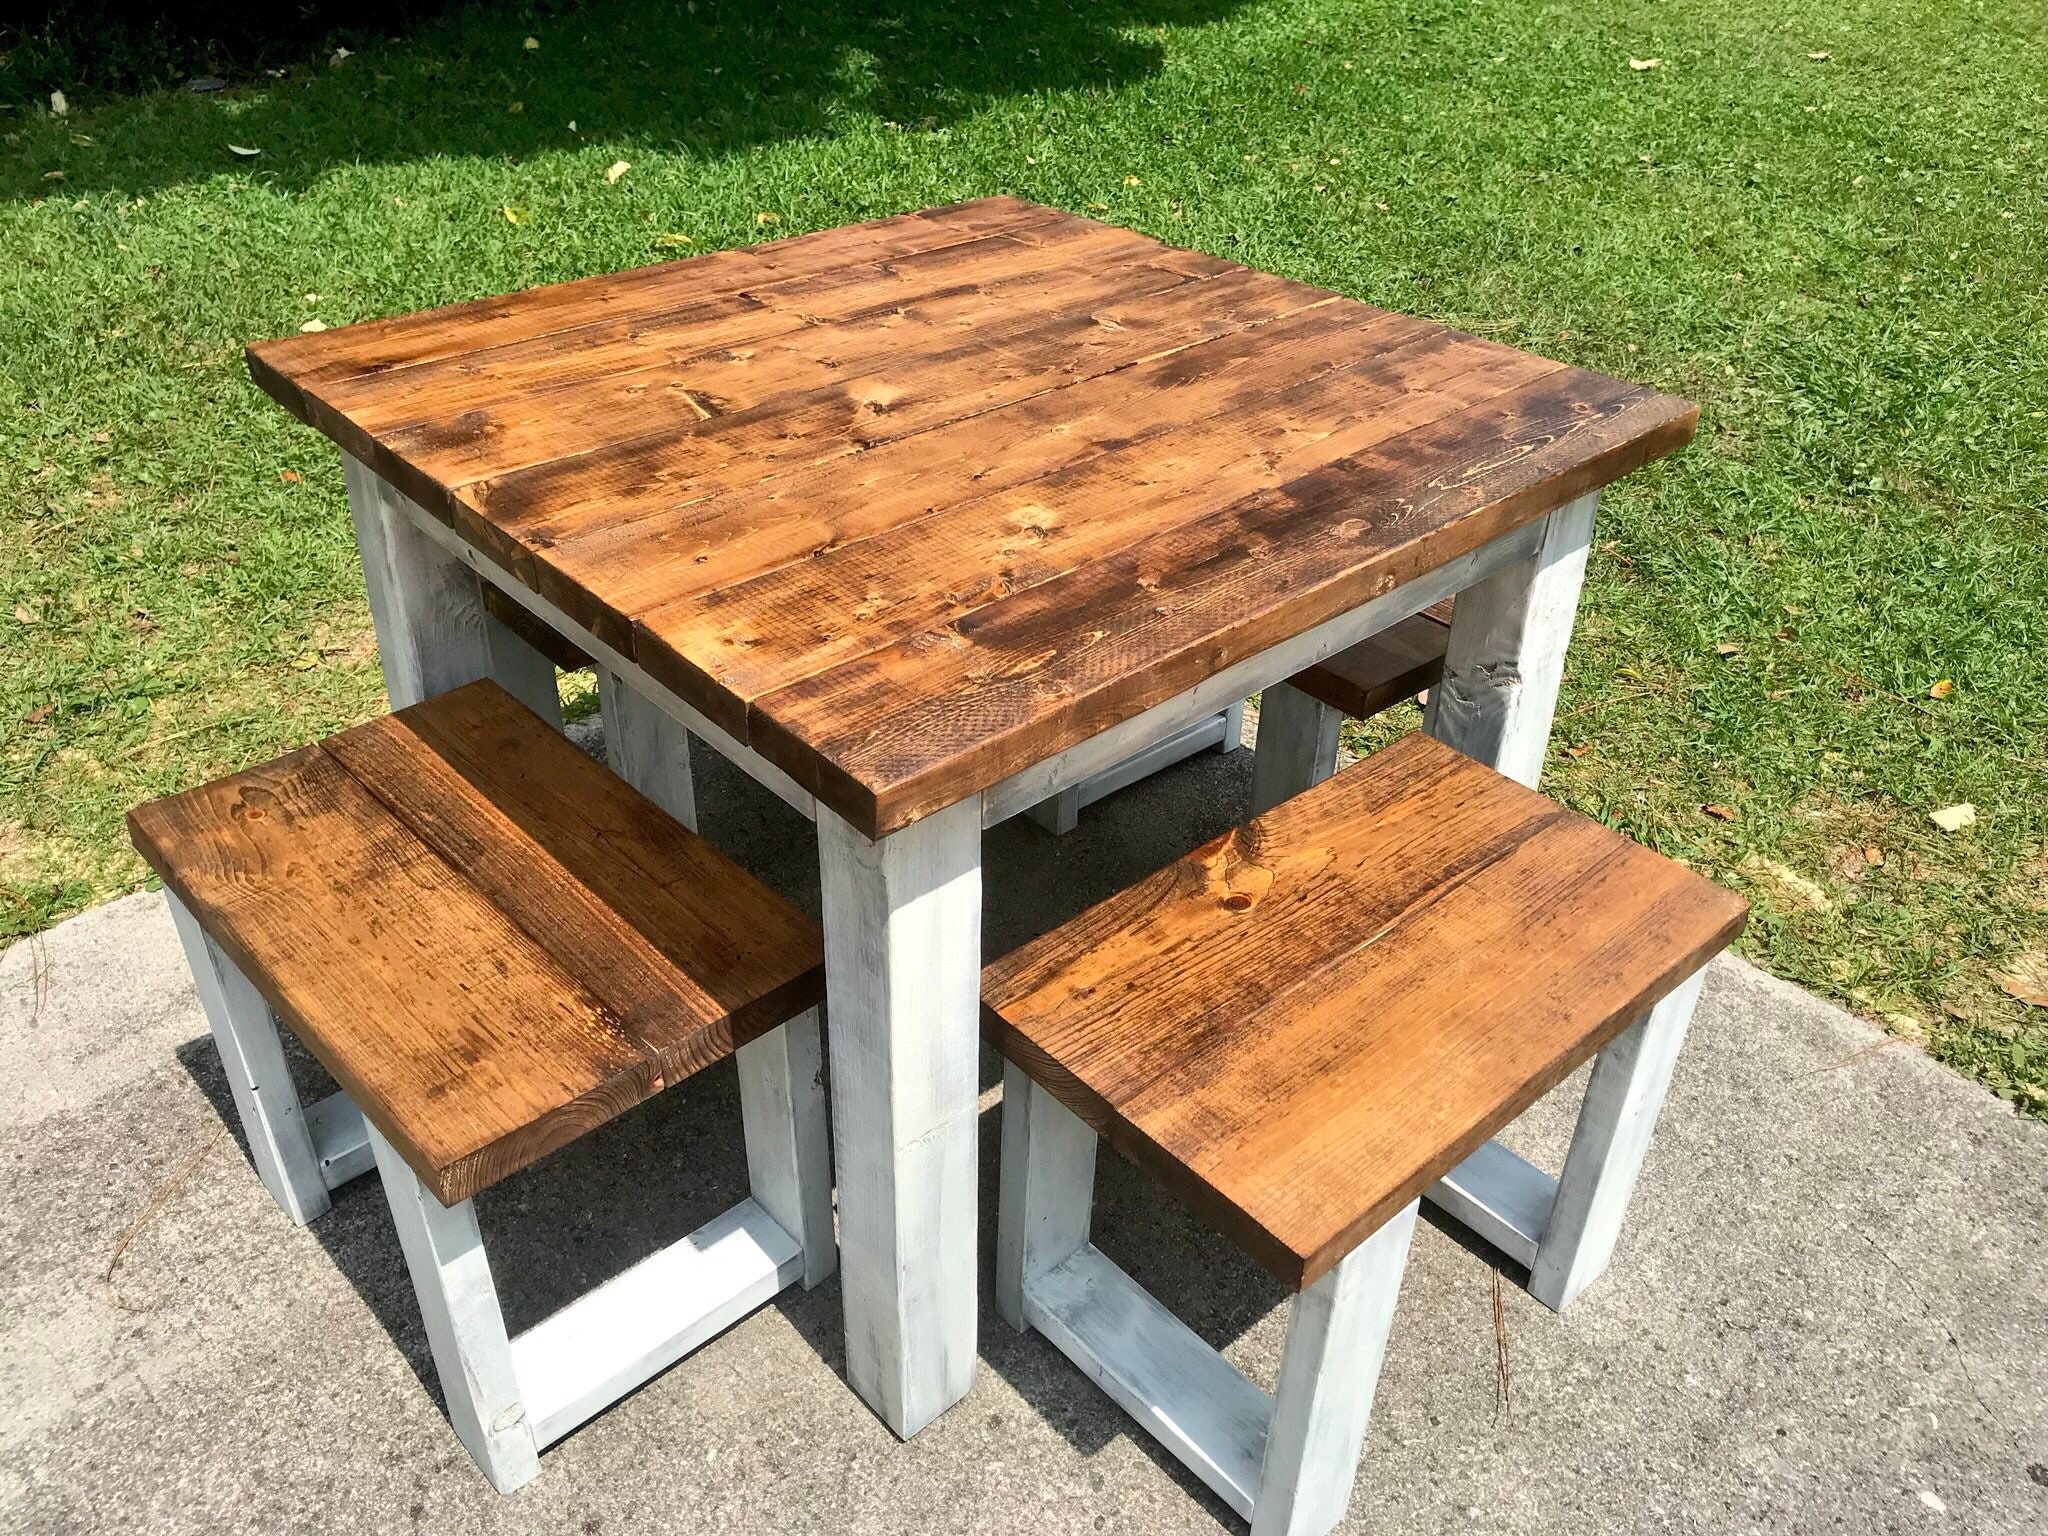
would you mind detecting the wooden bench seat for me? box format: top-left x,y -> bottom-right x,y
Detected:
131,679 -> 822,1205
132,679 -> 833,1492
1283,599 -> 1453,726
986,731 -> 1745,1533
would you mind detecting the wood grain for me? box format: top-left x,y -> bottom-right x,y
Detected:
130,680 -> 822,1204
982,732 -> 1746,1289
250,197 -> 1699,838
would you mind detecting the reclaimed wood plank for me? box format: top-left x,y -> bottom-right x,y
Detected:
982,732 -> 1746,1288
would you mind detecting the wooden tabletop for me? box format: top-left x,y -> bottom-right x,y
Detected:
250,197 -> 1696,838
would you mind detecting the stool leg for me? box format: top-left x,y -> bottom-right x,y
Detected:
1253,1200 -> 1418,1536
365,1125 -> 538,1493
165,891 -> 329,1226
1249,682 -> 1343,816
482,611 -> 564,731
1529,966 -> 1706,1311
596,664 -> 697,830
995,1062 -> 1096,1331
738,1006 -> 837,1288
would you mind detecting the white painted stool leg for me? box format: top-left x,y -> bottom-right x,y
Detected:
164,890 -> 330,1226
1248,682 -> 1343,816
365,1124 -> 539,1493
995,1064 -> 1096,1331
1423,492 -> 1597,789
737,1007 -> 837,1288
1024,784 -> 1082,835
1528,967 -> 1705,1312
817,795 -> 983,1439
1253,1200 -> 1419,1536
482,612 -> 564,731
596,664 -> 697,830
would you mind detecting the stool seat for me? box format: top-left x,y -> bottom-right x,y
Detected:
1283,599 -> 1453,725
986,730 -> 1746,1289
130,678 -> 823,1206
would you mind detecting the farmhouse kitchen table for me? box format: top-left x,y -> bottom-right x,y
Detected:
247,196 -> 1697,1439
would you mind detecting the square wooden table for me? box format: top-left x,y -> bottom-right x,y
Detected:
249,196 -> 1695,1439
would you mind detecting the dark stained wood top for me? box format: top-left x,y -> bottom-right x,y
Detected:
130,681 -> 822,1205
249,197 -> 1698,839
1286,599 -> 1453,721
983,733 -> 1747,1290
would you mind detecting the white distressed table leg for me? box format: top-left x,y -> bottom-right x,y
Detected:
482,612 -> 564,730
737,1007 -> 837,1289
1248,682 -> 1343,816
597,664 -> 698,829
1423,491 -> 1598,788
366,1124 -> 539,1493
164,890 -> 330,1225
816,795 -> 982,1438
995,1063 -> 1096,1330
1528,967 -> 1705,1312
1218,697 -> 1248,753
1253,1200 -> 1418,1536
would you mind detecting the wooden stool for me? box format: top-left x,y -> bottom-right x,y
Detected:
130,680 -> 832,1493
984,733 -> 1746,1535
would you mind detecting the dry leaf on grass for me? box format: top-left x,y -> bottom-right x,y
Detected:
604,160 -> 631,184
1715,641 -> 1743,656
1928,803 -> 1977,832
1928,678 -> 1954,699
1807,50 -> 1832,60
227,144 -> 262,157
1628,57 -> 1662,71
1702,803 -> 1738,822
1999,953 -> 2048,1007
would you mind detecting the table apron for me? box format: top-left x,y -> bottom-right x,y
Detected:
977,516 -> 1548,827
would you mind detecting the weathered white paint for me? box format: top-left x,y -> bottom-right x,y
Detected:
817,794 -> 983,1439
342,454 -> 497,710
366,1123 -> 539,1494
304,1089 -> 374,1191
1025,708 -> 1233,834
994,1064 -> 1096,1330
980,517 -> 1545,826
1528,967 -> 1706,1311
165,891 -> 330,1226
507,1196 -> 803,1449
1247,682 -> 1343,817
1025,1243 -> 1273,1519
1423,1137 -> 1555,1270
736,1009 -> 837,1289
481,612 -> 565,730
1253,1201 -> 1418,1536
364,474 -> 816,817
1422,493 -> 1598,789
595,663 -> 697,830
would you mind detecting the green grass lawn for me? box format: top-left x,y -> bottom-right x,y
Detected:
4,0 -> 2044,1112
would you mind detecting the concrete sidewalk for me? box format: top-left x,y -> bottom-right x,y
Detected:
3,737 -> 2044,1535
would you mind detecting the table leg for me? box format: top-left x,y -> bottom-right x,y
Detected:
816,795 -> 983,1438
1248,682 -> 1343,816
341,453 -> 559,718
1422,493 -> 1598,786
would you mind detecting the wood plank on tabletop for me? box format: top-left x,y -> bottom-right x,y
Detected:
321,218 -> 1173,438
638,329 -> 1561,709
246,196 -> 1068,400
731,377 -> 1697,834
378,243 -> 1220,505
